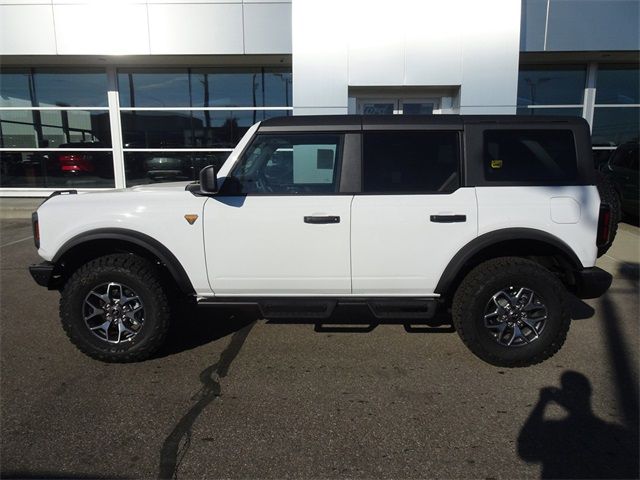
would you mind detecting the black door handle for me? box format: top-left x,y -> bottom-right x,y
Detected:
430,214 -> 466,223
304,216 -> 340,224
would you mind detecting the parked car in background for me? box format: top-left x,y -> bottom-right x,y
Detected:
53,142 -> 113,179
599,141 -> 639,219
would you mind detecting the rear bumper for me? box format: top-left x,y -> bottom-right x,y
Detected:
572,267 -> 612,299
29,262 -> 58,289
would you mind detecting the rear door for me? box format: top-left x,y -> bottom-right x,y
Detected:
351,129 -> 478,295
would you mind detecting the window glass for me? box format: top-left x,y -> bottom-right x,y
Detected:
0,71 -> 32,107
483,130 -> 577,182
124,151 -> 231,186
609,144 -> 639,171
0,110 -> 111,148
34,70 -> 108,107
363,131 -> 459,193
226,134 -> 342,194
0,69 -> 108,107
121,110 -> 289,148
516,107 -> 583,117
595,65 -> 639,104
362,103 -> 395,115
118,70 -> 190,107
0,151 -> 114,188
119,69 -> 293,108
592,107 -> 640,147
402,102 -> 434,115
517,66 -> 586,106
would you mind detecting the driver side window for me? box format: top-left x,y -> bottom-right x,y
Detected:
225,133 -> 342,194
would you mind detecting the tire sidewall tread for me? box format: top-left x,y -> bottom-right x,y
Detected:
452,257 -> 570,367
59,254 -> 171,363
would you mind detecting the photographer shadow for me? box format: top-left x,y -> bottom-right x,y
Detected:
518,371 -> 639,479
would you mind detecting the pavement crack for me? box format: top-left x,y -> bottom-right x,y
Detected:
157,321 -> 255,480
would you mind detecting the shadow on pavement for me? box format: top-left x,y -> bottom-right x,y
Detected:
158,319 -> 256,480
518,371 -> 639,479
156,305 -> 258,358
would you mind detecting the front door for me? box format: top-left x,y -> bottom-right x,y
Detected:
203,132 -> 352,296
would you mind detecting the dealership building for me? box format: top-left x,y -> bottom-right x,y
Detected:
0,0 -> 638,196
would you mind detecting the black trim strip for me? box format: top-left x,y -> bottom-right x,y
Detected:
53,228 -> 195,295
434,228 -> 584,295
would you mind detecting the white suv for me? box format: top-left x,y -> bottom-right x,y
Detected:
29,115 -> 614,366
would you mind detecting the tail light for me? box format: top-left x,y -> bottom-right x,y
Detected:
597,203 -> 612,247
32,212 -> 40,249
58,153 -> 94,173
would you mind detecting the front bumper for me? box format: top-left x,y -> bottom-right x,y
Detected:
29,262 -> 59,289
572,267 -> 613,299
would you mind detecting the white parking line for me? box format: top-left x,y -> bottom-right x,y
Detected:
0,236 -> 33,248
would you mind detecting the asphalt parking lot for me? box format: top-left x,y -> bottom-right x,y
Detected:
1,218 -> 638,479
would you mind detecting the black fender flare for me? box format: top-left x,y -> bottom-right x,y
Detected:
434,228 -> 584,295
53,228 -> 195,295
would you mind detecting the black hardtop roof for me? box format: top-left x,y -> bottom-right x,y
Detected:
258,114 -> 587,131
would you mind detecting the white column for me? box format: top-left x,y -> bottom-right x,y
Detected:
106,66 -> 125,189
584,62 -> 598,131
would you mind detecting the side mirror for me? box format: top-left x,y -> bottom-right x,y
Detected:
199,165 -> 218,194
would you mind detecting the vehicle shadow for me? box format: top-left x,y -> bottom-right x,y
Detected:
518,371 -> 639,479
155,304 -> 259,359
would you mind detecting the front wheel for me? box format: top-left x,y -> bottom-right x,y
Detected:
452,257 -> 570,367
60,254 -> 171,362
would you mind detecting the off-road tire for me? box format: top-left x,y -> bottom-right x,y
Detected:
60,254 -> 171,362
452,257 -> 570,367
596,171 -> 620,256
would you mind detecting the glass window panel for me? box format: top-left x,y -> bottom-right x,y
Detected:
124,151 -> 231,186
516,107 -> 583,117
362,103 -> 395,115
592,149 -> 614,168
363,131 -> 459,193
191,70 -> 262,107
483,130 -> 577,182
118,70 -> 190,107
517,66 -> 586,106
121,110 -> 290,148
0,151 -> 114,188
33,69 -> 108,107
592,107 -> 640,147
0,110 -> 111,148
226,134 -> 341,194
595,65 -> 640,104
1,69 -> 107,107
0,70 -> 32,107
263,71 -> 292,107
402,103 -> 434,115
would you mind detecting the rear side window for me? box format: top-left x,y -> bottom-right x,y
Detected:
484,129 -> 577,182
363,131 -> 460,193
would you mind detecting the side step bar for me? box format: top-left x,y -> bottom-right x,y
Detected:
198,297 -> 438,320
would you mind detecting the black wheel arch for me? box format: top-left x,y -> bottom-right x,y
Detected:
51,228 -> 195,295
435,228 -> 584,298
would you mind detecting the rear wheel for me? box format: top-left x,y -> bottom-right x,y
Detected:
452,257 -> 570,367
60,254 -> 171,362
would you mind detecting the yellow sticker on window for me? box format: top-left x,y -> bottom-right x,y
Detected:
491,159 -> 503,169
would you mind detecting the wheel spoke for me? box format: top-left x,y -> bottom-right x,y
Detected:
106,282 -> 123,302
483,285 -> 548,348
84,305 -> 104,321
83,282 -> 145,344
